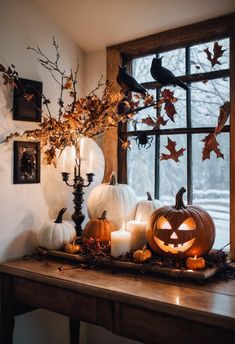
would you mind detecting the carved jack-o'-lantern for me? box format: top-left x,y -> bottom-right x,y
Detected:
146,187 -> 215,258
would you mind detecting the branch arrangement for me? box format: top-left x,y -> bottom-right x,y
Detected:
0,39 -> 230,165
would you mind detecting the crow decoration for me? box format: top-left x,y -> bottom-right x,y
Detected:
150,57 -> 189,91
116,65 -> 147,95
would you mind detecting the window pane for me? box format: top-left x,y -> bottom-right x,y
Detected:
132,54 -> 155,83
191,78 -> 230,128
159,134 -> 187,204
160,48 -> 185,76
190,38 -> 229,74
127,136 -> 155,197
192,133 -> 230,250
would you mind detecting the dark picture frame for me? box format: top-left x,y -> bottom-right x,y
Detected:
13,141 -> 41,184
13,78 -> 42,122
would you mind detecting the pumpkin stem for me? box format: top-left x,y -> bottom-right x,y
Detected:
99,211 -> 107,220
174,187 -> 187,210
54,208 -> 67,223
109,172 -> 117,185
146,192 -> 153,201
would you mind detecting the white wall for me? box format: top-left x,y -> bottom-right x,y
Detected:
83,49 -> 106,96
1,1 -> 233,344
0,0 -> 86,343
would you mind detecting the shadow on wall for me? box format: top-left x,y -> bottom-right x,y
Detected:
41,164 -> 69,220
2,211 -> 38,260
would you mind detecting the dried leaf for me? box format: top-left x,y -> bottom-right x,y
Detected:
142,116 -> 156,127
64,76 -> 73,89
202,133 -> 224,160
215,101 -> 230,135
156,114 -> 168,127
121,139 -> 131,150
160,138 -> 186,162
144,94 -> 154,106
164,102 -> 176,122
204,42 -> 226,67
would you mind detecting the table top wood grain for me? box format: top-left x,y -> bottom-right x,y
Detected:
1,256 -> 235,331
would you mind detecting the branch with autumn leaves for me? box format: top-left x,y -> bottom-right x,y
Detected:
0,39 -> 230,165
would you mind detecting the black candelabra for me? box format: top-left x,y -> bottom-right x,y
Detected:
61,157 -> 94,237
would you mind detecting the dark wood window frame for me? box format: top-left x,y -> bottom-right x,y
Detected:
106,13 -> 235,259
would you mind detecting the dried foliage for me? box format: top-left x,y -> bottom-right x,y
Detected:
0,40 -> 230,164
215,101 -> 230,135
202,101 -> 230,161
202,133 -> 224,161
160,137 -> 186,162
0,40 -> 141,165
204,41 -> 226,67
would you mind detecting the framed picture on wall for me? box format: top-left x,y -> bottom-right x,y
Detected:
13,141 -> 40,184
13,78 -> 42,122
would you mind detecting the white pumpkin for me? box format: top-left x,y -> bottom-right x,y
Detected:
38,208 -> 76,250
135,192 -> 162,222
87,173 -> 138,229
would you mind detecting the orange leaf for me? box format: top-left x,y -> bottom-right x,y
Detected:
64,76 -> 73,89
121,139 -> 131,150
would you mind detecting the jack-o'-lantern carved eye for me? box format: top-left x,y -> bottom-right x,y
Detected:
156,216 -> 171,229
178,217 -> 196,231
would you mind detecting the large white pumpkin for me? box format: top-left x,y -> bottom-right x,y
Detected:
87,173 -> 138,229
38,208 -> 76,250
135,192 -> 162,222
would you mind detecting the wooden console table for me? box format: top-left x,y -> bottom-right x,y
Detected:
1,257 -> 235,344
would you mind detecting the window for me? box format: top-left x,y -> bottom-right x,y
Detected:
126,38 -> 230,251
106,14 -> 235,258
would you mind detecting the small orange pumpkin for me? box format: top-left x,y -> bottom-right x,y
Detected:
64,240 -> 82,254
133,246 -> 152,262
146,187 -> 215,258
83,211 -> 115,240
186,256 -> 205,270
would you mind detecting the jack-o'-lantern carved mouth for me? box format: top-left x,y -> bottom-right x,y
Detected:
154,237 -> 195,254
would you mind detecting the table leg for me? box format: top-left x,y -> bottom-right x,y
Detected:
0,274 -> 15,344
69,317 -> 80,344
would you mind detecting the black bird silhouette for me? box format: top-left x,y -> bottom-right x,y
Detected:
150,57 -> 189,91
116,65 -> 147,95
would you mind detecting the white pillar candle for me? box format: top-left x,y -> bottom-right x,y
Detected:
111,229 -> 131,258
89,150 -> 93,173
61,145 -> 76,172
126,220 -> 147,250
